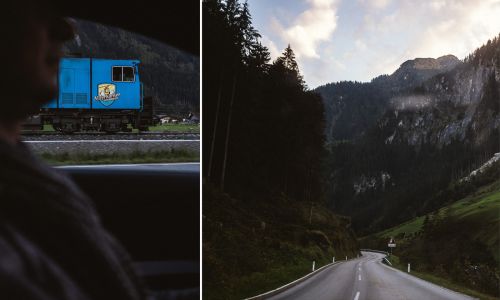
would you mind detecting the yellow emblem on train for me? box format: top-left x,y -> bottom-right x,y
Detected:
95,83 -> 120,106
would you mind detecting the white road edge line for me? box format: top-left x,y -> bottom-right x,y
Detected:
377,255 -> 476,299
56,162 -> 200,168
354,291 -> 360,300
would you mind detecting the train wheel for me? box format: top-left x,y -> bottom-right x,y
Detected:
102,121 -> 121,134
61,120 -> 78,134
53,124 -> 62,132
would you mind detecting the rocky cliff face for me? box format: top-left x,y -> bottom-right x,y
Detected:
399,55 -> 460,71
321,34 -> 500,233
384,54 -> 461,91
382,56 -> 499,148
316,55 -> 462,143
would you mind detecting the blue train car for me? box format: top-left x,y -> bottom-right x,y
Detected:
39,58 -> 153,133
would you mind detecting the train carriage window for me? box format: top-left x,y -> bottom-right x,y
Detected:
112,66 -> 122,81
122,67 -> 134,82
112,66 -> 135,82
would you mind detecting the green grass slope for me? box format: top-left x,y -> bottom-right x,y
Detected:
385,255 -> 499,300
376,179 -> 500,263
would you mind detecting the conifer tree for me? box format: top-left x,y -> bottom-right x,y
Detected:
272,44 -> 306,89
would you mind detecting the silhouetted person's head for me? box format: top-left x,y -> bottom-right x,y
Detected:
0,1 -> 74,123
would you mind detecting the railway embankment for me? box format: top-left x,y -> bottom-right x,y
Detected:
24,139 -> 199,156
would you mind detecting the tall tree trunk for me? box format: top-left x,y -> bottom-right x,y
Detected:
308,201 -> 314,225
283,145 -> 289,197
221,74 -> 237,191
305,165 -> 312,202
207,73 -> 224,181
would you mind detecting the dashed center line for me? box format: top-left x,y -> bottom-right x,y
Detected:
359,274 -> 361,281
354,291 -> 360,300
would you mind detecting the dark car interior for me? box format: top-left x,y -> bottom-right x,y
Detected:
50,0 -> 200,297
63,166 -> 199,294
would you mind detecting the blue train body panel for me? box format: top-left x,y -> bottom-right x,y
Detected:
61,58 -> 91,109
92,59 -> 141,110
42,58 -> 141,111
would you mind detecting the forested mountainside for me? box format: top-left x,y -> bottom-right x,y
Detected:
322,34 -> 500,234
63,19 -> 200,114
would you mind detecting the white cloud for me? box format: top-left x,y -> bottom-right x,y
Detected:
357,0 -> 500,78
428,0 -> 446,11
355,39 -> 367,51
252,0 -> 500,87
275,0 -> 340,59
257,0 -> 341,87
261,35 -> 281,59
407,0 -> 500,60
359,0 -> 392,9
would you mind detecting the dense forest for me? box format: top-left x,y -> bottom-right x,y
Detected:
203,0 -> 325,203
63,19 -> 200,115
202,0 -> 359,299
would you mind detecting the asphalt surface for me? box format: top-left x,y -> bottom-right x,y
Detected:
267,251 -> 473,300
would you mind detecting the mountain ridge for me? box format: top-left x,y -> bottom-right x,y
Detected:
316,53 -> 463,142
399,54 -> 460,70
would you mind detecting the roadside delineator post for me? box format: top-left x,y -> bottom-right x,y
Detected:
312,261 -> 315,272
408,263 -> 410,273
346,256 -> 347,261
333,257 -> 335,263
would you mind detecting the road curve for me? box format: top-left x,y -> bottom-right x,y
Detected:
267,251 -> 474,300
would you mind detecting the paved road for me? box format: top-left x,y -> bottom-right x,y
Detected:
268,251 -> 473,300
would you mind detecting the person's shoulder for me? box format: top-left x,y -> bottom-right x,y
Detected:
0,140 -> 98,220
0,223 -> 90,300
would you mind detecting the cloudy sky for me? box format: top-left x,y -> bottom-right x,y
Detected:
248,0 -> 500,88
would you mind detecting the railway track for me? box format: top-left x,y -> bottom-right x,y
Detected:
22,131 -> 200,141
